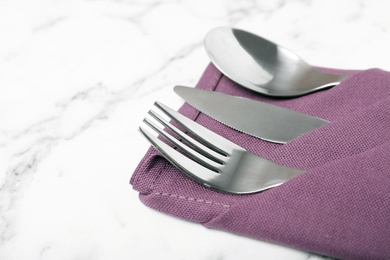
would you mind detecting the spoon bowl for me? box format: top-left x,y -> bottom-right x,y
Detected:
204,27 -> 347,97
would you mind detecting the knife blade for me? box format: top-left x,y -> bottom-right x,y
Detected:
174,85 -> 329,144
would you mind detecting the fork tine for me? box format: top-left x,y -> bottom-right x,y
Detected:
139,126 -> 219,186
148,109 -> 226,164
155,101 -> 242,155
141,103 -> 304,194
143,117 -> 222,172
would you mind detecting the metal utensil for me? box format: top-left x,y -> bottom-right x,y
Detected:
174,86 -> 329,143
139,102 -> 304,194
205,27 -> 347,97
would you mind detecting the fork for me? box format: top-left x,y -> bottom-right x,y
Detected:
139,102 -> 305,194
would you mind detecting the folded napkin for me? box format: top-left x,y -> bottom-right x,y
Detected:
131,63 -> 390,260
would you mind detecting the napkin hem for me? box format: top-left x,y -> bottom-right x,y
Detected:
131,63 -> 390,260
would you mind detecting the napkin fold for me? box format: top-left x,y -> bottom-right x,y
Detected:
131,63 -> 390,260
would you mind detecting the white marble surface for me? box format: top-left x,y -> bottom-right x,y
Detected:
1,0 -> 390,259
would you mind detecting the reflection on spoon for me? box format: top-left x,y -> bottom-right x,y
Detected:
204,27 -> 347,97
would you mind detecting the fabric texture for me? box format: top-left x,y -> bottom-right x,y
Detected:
131,63 -> 390,260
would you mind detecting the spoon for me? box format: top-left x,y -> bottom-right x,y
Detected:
204,27 -> 347,97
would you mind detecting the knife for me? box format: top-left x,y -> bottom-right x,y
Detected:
174,85 -> 329,144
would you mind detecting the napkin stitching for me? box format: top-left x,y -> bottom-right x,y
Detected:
146,71 -> 232,209
136,65 -> 231,216
153,192 -> 231,208
132,64 -> 390,260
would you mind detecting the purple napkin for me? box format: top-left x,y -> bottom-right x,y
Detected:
131,63 -> 390,260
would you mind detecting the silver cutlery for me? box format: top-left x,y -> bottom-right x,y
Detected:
139,102 -> 304,194
205,27 -> 347,97
174,86 -> 329,143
